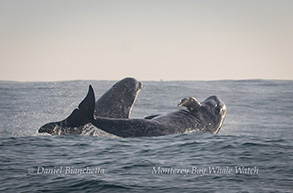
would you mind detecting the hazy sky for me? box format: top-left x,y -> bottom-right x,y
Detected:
1,0 -> 292,81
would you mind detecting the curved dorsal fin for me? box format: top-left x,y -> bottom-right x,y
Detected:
64,85 -> 95,127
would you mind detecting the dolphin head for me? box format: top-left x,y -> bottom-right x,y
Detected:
199,95 -> 227,134
112,77 -> 142,96
39,121 -> 83,135
39,122 -> 60,135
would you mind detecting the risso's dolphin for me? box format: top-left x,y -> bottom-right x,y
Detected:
39,84 -> 227,137
94,77 -> 142,119
39,78 -> 142,135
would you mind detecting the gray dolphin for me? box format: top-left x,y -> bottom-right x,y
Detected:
39,78 -> 142,135
39,84 -> 227,137
95,77 -> 142,118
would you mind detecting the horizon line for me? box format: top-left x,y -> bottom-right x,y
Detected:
0,78 -> 292,84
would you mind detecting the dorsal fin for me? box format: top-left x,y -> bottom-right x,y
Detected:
178,97 -> 201,112
63,85 -> 95,127
39,85 -> 96,134
78,85 -> 95,120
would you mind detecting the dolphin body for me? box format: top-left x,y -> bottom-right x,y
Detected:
39,83 -> 227,137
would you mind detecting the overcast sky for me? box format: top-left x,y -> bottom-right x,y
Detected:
1,0 -> 292,81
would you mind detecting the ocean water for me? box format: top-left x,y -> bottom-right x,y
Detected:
0,79 -> 292,193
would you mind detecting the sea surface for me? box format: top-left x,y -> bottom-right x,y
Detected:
0,79 -> 292,193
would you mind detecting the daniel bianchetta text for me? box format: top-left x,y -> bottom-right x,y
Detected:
27,166 -> 105,175
152,166 -> 259,176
